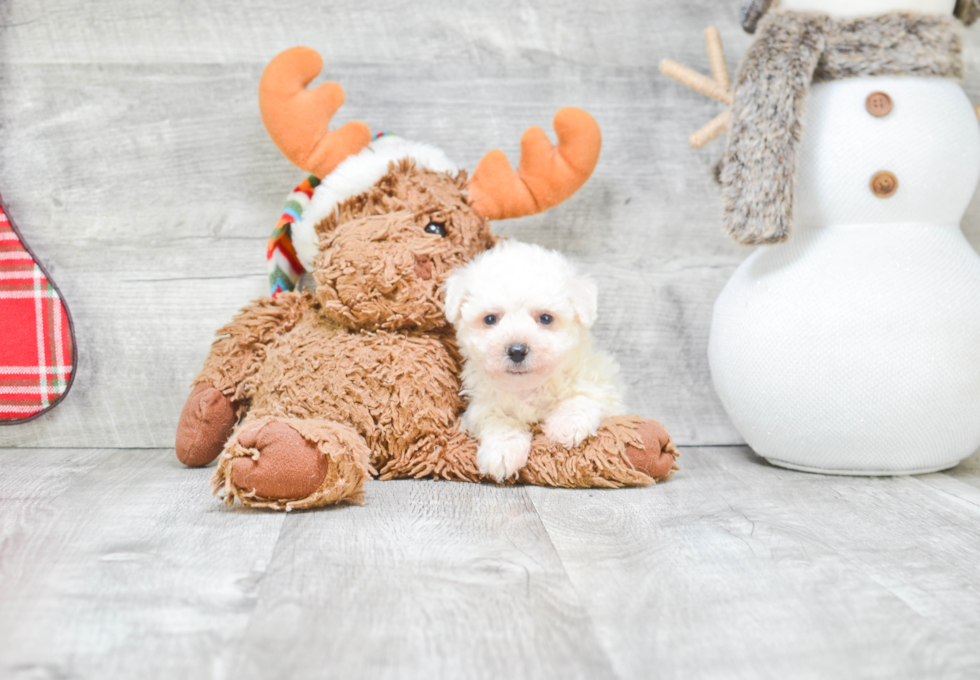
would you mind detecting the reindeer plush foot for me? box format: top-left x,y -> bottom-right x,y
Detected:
623,418 -> 678,481
211,416 -> 373,511
175,383 -> 238,467
229,422 -> 332,500
518,415 -> 678,488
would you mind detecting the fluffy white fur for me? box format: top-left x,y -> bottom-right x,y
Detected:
445,241 -> 624,481
291,135 -> 459,271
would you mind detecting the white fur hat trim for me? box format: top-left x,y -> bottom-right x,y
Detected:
291,134 -> 459,271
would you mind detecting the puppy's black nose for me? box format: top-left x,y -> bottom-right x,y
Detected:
507,343 -> 529,363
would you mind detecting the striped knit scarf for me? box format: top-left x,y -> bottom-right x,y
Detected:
267,175 -> 320,295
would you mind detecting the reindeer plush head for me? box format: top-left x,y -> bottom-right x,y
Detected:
259,47 -> 601,333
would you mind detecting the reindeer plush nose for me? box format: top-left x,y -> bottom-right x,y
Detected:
507,343 -> 529,363
414,255 -> 433,280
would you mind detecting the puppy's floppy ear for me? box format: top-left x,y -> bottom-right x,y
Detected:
443,270 -> 468,326
569,276 -> 598,328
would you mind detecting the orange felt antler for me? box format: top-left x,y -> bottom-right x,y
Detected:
467,107 -> 602,221
258,46 -> 372,179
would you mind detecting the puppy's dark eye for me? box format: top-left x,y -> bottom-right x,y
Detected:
483,314 -> 498,326
539,314 -> 553,325
424,222 -> 447,237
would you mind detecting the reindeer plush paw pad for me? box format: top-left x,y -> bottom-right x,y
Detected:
229,422 -> 330,501
623,420 -> 679,482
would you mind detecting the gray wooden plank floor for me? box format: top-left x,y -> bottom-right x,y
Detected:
3,446 -> 980,679
3,1 -> 980,678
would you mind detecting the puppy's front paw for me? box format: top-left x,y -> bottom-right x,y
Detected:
477,431 -> 532,482
543,409 -> 602,448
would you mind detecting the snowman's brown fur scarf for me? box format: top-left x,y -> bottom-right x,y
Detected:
720,11 -> 963,245
958,0 -> 980,27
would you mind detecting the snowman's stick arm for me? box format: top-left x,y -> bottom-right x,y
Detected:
975,103 -> 980,121
690,110 -> 730,149
659,59 -> 733,105
660,26 -> 733,148
704,27 -> 730,91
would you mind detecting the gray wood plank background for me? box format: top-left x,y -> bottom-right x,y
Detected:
6,0 -> 980,448
3,3 -> 980,678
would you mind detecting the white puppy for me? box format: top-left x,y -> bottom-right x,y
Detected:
444,241 -> 623,481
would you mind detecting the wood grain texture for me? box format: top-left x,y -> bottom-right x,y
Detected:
233,479 -> 617,680
3,446 -> 980,679
529,447 -> 980,680
0,1 -> 749,67
2,0 -> 980,449
0,448 -> 286,680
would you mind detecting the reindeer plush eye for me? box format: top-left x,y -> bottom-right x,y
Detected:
424,222 -> 447,237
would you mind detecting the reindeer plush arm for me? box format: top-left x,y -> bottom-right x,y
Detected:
192,292 -> 310,401
176,292 -> 310,466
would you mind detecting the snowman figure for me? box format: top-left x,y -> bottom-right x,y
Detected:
663,0 -> 980,474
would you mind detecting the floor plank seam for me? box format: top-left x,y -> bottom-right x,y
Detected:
123,273 -> 263,283
219,507 -> 290,677
523,487 -> 625,680
0,447 -> 177,452
909,474 -> 980,514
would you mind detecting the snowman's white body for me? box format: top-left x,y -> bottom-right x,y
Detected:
709,0 -> 980,474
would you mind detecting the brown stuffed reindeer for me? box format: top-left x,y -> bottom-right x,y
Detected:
175,47 -> 678,510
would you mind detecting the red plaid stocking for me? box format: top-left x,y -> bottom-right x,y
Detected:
0,193 -> 75,423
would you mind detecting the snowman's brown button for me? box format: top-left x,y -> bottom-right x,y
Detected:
866,92 -> 893,117
870,171 -> 898,198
